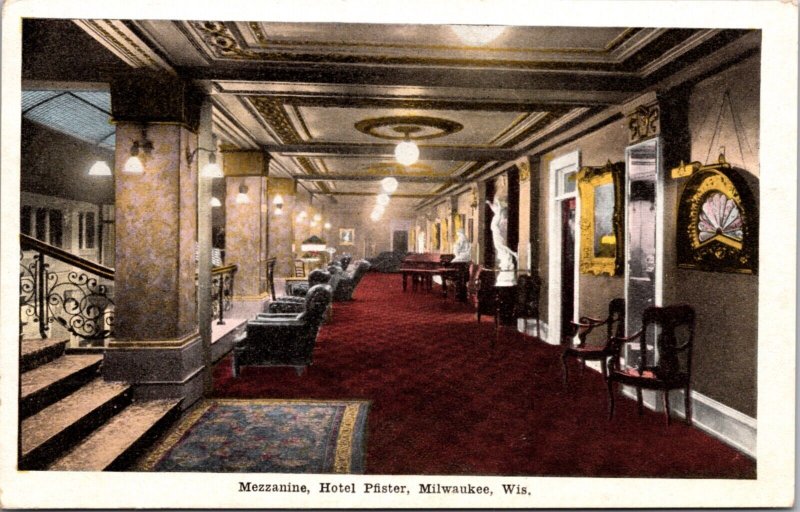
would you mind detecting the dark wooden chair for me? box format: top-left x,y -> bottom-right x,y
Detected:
266,257 -> 277,299
470,267 -> 496,322
497,273 -> 542,335
561,298 -> 625,389
607,304 -> 696,425
293,259 -> 305,277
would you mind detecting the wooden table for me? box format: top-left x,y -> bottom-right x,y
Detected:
399,267 -> 457,295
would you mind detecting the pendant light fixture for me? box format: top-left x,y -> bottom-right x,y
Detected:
394,139 -> 419,166
381,177 -> 399,194
88,160 -> 112,176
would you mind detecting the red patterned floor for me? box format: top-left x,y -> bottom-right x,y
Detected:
212,272 -> 755,477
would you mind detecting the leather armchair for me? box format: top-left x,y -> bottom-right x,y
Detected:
269,269 -> 331,314
332,260 -> 371,301
233,284 -> 333,377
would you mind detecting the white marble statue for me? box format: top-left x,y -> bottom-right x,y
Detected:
487,196 -> 518,286
452,229 -> 472,262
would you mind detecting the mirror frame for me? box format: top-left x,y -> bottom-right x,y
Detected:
577,161 -> 625,276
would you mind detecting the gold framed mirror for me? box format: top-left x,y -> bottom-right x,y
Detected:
577,161 -> 625,276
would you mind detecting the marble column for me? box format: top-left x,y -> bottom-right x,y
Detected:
223,150 -> 270,316
103,75 -> 206,408
267,178 -> 295,278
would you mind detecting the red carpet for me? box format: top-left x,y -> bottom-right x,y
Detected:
212,273 -> 755,478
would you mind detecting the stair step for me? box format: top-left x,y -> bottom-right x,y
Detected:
50,399 -> 182,471
20,354 -> 104,418
20,338 -> 68,373
20,379 -> 131,470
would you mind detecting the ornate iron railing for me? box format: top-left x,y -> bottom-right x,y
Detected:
20,234 -> 115,340
210,264 -> 237,325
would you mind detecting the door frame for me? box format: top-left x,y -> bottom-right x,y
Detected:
547,150 -> 581,345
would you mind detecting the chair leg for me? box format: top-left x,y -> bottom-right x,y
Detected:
561,352 -> 569,390
636,388 -> 644,416
607,379 -> 615,420
232,357 -> 240,378
663,390 -> 671,426
536,317 -> 540,341
684,385 -> 693,425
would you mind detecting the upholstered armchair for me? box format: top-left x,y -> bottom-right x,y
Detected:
233,284 -> 333,377
269,269 -> 331,314
332,260 -> 371,301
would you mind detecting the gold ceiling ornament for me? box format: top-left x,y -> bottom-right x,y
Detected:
363,162 -> 438,176
191,21 -> 258,60
515,156 -> 531,182
354,115 -> 463,141
249,97 -> 302,144
627,103 -> 660,143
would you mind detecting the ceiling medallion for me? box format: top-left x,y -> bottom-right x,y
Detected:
354,116 -> 463,141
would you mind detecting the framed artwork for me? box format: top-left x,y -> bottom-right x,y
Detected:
339,228 -> 355,245
577,161 -> 625,276
676,157 -> 758,274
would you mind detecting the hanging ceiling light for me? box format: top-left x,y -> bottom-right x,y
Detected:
313,213 -> 322,222
370,209 -> 383,222
381,177 -> 399,194
210,197 -> 222,207
88,160 -> 112,176
376,193 -> 390,207
235,184 -> 250,204
394,140 -> 419,166
123,126 -> 153,174
451,25 -> 507,46
323,221 -> 332,230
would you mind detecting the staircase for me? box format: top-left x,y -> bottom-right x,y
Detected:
19,338 -> 181,471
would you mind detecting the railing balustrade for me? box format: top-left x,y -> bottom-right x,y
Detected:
20,234 -> 115,340
20,233 -> 239,341
210,264 -> 237,325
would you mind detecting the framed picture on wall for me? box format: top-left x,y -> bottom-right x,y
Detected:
339,228 -> 355,245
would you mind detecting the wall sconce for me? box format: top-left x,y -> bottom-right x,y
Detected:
186,135 -> 223,178
123,126 -> 153,174
273,193 -> 284,215
235,184 -> 250,204
88,160 -> 112,176
210,197 -> 222,207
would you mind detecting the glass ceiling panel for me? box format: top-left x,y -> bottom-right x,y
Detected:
22,91 -> 115,148
21,90 -> 60,112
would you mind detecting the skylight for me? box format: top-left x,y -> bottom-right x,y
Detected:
22,90 -> 115,149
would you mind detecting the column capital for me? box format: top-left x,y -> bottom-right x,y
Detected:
221,149 -> 271,177
110,73 -> 204,132
621,91 -> 661,144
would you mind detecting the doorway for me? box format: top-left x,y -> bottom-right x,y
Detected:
560,198 -> 576,338
392,230 -> 409,254
547,150 -> 580,345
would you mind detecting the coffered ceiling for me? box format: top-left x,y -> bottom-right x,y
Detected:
22,18 -> 753,207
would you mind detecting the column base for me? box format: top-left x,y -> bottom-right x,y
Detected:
103,332 -> 205,410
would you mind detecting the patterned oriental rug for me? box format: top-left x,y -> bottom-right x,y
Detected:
137,399 -> 369,473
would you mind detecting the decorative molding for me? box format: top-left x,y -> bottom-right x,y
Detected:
73,20 -> 173,71
354,115 -> 463,141
621,387 -> 756,458
515,156 -> 531,182
627,103 -> 660,143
